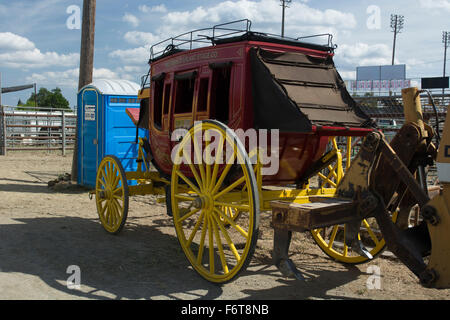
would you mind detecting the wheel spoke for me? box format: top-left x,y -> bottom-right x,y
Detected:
210,211 -> 241,262
363,219 -> 380,245
111,172 -> 120,190
99,175 -> 107,189
105,202 -> 112,226
106,162 -> 113,185
110,200 -> 119,226
209,135 -> 225,190
99,202 -> 107,218
176,170 -> 201,195
342,226 -> 348,256
113,187 -> 123,197
196,213 -> 208,265
186,210 -> 205,248
174,194 -> 197,202
212,148 -> 237,194
213,176 -> 246,200
328,225 -> 339,249
214,202 -> 249,211
214,208 -> 248,239
178,208 -> 201,224
204,133 -> 212,192
112,198 -> 123,220
192,128 -> 206,190
208,215 -> 215,274
183,152 -> 203,192
211,213 -> 229,274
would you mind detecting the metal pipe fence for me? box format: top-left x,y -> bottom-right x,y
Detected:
0,106 -> 77,156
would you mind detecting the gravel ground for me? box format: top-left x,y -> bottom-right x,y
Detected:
1,152 -> 449,300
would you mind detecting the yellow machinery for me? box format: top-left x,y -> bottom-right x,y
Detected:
272,87 -> 450,288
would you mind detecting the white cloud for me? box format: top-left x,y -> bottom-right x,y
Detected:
139,4 -> 167,13
25,68 -> 127,89
0,32 -> 35,51
419,0 -> 450,11
123,13 -> 140,27
26,68 -> 79,88
337,43 -> 392,67
339,71 -> 357,80
0,32 -> 79,69
109,46 -> 149,65
0,49 -> 79,69
123,31 -> 161,46
163,0 -> 356,30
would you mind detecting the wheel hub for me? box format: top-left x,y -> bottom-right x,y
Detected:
193,194 -> 214,211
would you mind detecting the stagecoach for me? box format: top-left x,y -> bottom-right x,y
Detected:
94,20 -> 386,284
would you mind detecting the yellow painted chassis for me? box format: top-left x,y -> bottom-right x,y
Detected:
120,135 -> 385,266
127,138 -> 339,207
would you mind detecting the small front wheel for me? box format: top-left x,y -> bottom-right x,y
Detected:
95,155 -> 129,235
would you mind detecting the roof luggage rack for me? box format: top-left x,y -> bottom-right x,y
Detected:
149,19 -> 337,63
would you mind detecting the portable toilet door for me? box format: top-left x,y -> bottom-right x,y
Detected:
77,79 -> 142,188
78,85 -> 101,188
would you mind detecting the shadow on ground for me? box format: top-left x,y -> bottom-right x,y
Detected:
0,215 -> 223,300
0,214 -> 363,300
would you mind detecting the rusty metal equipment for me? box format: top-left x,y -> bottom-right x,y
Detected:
271,87 -> 450,288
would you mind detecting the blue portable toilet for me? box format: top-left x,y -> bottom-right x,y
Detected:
77,79 -> 147,188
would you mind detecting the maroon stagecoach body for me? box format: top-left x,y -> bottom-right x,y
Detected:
137,22 -> 373,186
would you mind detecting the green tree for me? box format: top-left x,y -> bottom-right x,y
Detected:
21,87 -> 71,111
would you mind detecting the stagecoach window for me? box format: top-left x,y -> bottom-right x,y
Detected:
163,84 -> 171,115
210,67 -> 231,123
174,78 -> 195,114
153,79 -> 164,129
110,98 -> 118,103
197,78 -> 209,112
119,98 -> 127,104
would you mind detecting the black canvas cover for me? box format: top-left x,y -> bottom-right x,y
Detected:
250,47 -> 373,132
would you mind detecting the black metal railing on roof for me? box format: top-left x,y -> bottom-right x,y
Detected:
297,33 -> 336,50
149,19 -> 336,62
150,19 -> 252,61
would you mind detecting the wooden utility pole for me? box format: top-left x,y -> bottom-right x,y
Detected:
71,0 -> 96,182
280,0 -> 292,38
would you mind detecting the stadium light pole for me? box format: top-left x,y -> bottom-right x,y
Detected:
390,14 -> 404,66
443,31 -> 450,105
280,0 -> 292,38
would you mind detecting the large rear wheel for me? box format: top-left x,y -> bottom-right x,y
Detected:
170,120 -> 260,283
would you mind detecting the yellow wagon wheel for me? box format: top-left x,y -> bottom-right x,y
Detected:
95,155 -> 129,235
310,136 -> 396,264
170,120 -> 260,284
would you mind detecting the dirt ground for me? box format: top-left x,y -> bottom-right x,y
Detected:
1,152 -> 450,300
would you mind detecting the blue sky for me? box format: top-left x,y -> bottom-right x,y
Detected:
1,0 -> 449,108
